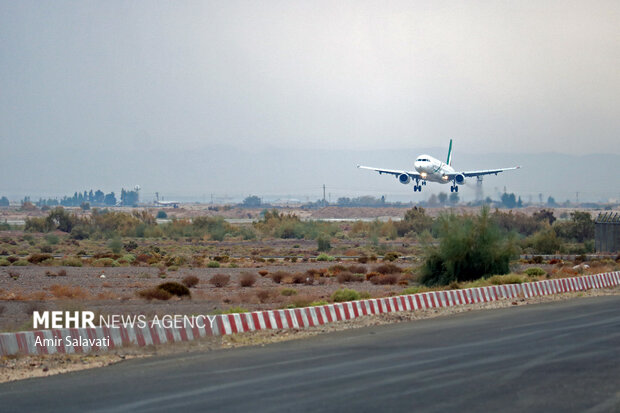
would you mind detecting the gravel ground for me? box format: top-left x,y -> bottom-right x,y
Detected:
1,286 -> 617,383
0,262 -> 413,332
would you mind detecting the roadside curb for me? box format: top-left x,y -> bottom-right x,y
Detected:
1,272 -> 618,356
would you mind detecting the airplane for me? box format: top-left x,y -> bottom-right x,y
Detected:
357,139 -> 520,193
154,192 -> 180,208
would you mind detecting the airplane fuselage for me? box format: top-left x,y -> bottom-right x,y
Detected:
413,154 -> 454,184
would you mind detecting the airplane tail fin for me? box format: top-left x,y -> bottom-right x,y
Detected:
446,139 -> 453,166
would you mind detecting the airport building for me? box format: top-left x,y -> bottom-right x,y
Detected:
595,212 -> 620,253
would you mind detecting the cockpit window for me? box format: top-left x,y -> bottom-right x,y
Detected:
417,158 -> 430,162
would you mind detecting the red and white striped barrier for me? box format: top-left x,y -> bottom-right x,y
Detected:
1,272 -> 618,356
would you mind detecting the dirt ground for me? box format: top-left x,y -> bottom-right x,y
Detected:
0,261 -> 410,332
2,286 -> 617,383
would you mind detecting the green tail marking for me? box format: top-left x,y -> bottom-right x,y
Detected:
446,139 -> 453,165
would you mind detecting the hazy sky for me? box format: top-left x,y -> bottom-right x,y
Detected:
1,1 -> 619,200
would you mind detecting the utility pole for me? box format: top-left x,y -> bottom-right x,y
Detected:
322,184 -> 326,206
576,192 -> 579,205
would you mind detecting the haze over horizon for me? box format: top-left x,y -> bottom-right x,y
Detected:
1,1 -> 618,202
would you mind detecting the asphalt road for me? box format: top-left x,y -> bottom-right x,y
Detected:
1,296 -> 618,413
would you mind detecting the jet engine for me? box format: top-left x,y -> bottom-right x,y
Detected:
398,173 -> 411,185
455,174 -> 466,185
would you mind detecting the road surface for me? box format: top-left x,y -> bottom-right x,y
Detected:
1,296 -> 618,412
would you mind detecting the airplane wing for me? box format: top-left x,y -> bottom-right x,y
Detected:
357,165 -> 421,178
446,166 -> 521,178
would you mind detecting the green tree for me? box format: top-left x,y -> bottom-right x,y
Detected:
501,193 -> 517,209
108,237 -> 123,254
449,192 -> 459,205
420,206 -> 518,286
438,192 -> 448,205
242,195 -> 262,207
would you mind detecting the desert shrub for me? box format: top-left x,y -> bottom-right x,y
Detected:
6,256 -> 19,264
182,275 -> 200,288
373,263 -> 403,274
370,274 -> 399,285
168,265 -> 179,271
280,288 -> 298,296
61,257 -> 83,267
365,271 -> 380,281
303,274 -> 315,285
527,227 -> 562,255
291,273 -> 305,284
270,271 -> 289,284
332,289 -> 361,302
45,233 -> 60,245
207,260 -> 220,268
107,238 -> 123,254
157,281 -> 191,298
317,236 -> 331,252
209,273 -> 230,288
137,287 -> 172,301
487,274 -> 525,285
525,267 -> 546,277
347,264 -> 367,274
0,258 -> 9,266
357,255 -> 369,264
40,245 -> 53,253
256,289 -> 273,303
336,271 -> 364,283
49,285 -> 88,299
13,260 -> 28,266
8,271 -> 20,280
532,255 -> 544,264
57,269 -> 67,277
328,264 -> 347,274
28,253 -> 53,264
400,286 -> 425,295
383,252 -> 400,262
421,206 -> 518,286
240,272 -> 257,287
92,258 -> 119,267
212,306 -> 249,315
316,253 -> 335,262
156,210 -> 168,219
310,300 -> 329,306
258,270 -> 269,276
287,295 -> 317,308
120,254 -> 136,264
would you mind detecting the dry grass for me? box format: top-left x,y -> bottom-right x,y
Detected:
373,263 -> 403,274
337,271 -> 364,283
49,285 -> 89,299
209,273 -> 230,288
270,271 -> 289,284
239,272 -> 257,287
182,275 -> 200,288
137,287 -> 172,301
369,274 -> 399,285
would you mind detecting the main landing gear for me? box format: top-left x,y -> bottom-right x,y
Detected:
413,180 -> 426,192
450,185 -> 459,193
